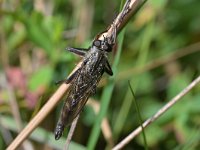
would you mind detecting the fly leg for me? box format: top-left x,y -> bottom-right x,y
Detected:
56,47 -> 87,85
66,47 -> 87,57
105,60 -> 113,76
56,68 -> 80,85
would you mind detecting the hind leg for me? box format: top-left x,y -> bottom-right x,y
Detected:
105,60 -> 113,76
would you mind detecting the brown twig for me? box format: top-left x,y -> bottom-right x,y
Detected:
106,0 -> 146,37
6,83 -> 70,150
6,0 -> 146,149
64,98 -> 114,149
64,115 -> 80,150
112,75 -> 200,150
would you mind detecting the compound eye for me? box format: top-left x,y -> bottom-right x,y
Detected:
93,40 -> 101,47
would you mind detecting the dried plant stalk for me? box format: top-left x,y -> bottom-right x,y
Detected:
112,75 -> 200,150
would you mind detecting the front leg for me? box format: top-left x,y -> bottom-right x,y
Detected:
56,68 -> 80,85
105,60 -> 113,76
66,47 -> 87,57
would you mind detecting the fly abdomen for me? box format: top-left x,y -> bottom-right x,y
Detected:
55,123 -> 64,140
54,99 -> 72,140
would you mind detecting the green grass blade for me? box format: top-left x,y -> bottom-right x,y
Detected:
128,81 -> 148,150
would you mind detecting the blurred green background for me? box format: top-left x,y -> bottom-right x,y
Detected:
1,0 -> 200,149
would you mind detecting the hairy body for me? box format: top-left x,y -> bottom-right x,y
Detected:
55,36 -> 115,140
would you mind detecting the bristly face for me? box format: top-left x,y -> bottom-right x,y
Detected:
92,39 -> 113,52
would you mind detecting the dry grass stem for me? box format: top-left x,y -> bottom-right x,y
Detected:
112,75 -> 200,150
6,82 -> 71,150
64,115 -> 80,150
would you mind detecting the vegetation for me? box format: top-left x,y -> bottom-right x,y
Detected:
1,0 -> 200,149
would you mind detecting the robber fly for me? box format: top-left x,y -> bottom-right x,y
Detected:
54,25 -> 116,140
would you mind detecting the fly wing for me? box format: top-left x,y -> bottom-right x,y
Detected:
59,67 -> 102,126
64,82 -> 94,125
62,52 -> 106,125
55,71 -> 97,140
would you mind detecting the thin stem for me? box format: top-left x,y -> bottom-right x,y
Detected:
113,0 -> 147,34
6,83 -> 71,150
128,81 -> 148,150
104,0 -> 146,38
112,75 -> 200,150
64,115 -> 80,150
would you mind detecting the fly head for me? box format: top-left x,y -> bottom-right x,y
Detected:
93,23 -> 117,52
92,39 -> 112,52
